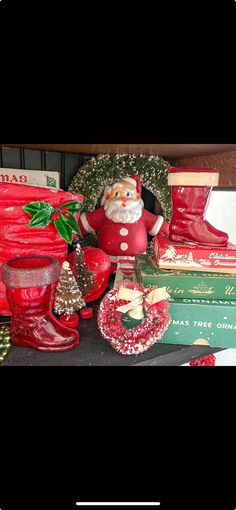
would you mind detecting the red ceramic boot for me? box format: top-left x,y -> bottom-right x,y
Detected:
168,167 -> 228,247
2,257 -> 79,352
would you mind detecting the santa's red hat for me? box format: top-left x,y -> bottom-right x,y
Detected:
123,175 -> 142,195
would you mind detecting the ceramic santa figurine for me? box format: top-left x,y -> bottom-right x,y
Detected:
79,175 -> 169,271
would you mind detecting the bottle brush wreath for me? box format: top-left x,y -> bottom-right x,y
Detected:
98,282 -> 171,356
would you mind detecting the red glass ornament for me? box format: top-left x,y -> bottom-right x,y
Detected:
2,256 -> 79,352
59,312 -> 79,328
67,247 -> 111,302
80,307 -> 94,319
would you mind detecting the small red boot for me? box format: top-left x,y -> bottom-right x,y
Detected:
168,167 -> 228,247
2,256 -> 79,352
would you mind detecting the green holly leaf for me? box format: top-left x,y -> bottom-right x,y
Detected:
62,212 -> 81,235
60,201 -> 84,213
29,210 -> 53,228
54,216 -> 73,243
24,201 -> 54,217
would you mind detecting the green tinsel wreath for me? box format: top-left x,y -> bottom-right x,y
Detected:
69,153 -> 171,251
69,153 -> 171,218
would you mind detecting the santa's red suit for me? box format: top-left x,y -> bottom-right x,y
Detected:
79,207 -> 167,258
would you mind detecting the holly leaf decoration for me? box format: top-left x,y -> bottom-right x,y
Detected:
23,200 -> 82,243
24,201 -> 54,216
29,210 -> 54,228
61,201 -> 84,213
62,213 -> 81,235
54,215 -> 73,243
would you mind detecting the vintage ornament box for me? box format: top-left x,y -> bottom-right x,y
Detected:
0,167 -> 60,188
154,236 -> 236,274
135,254 -> 236,300
159,298 -> 236,349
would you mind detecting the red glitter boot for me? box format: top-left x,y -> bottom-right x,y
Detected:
2,256 -> 79,352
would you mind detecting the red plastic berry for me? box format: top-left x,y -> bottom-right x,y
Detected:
52,212 -> 60,221
80,307 -> 94,319
59,312 -> 79,328
61,207 -> 69,213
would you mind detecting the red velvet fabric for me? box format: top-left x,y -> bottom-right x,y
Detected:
0,183 -> 84,315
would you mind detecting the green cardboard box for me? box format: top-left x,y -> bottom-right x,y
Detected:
160,298 -> 236,348
135,254 -> 236,301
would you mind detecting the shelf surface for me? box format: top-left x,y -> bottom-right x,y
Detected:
1,300 -> 222,367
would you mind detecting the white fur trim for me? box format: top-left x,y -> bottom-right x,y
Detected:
80,212 -> 95,234
149,216 -> 164,236
168,172 -> 219,187
123,177 -> 137,188
112,182 -> 124,189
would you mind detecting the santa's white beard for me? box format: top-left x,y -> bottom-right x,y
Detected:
104,199 -> 143,224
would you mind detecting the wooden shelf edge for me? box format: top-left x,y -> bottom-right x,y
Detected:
2,143 -> 236,159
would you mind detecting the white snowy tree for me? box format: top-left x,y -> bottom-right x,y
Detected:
162,246 -> 177,263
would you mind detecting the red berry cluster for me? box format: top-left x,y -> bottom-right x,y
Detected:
52,207 -> 70,221
61,207 -> 70,217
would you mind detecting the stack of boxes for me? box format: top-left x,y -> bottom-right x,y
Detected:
135,250 -> 236,348
135,166 -> 236,349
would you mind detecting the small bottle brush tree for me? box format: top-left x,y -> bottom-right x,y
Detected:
75,243 -> 95,299
74,243 -> 95,319
54,261 -> 85,320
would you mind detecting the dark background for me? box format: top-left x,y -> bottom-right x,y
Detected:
0,370 -> 235,510
0,430 -> 234,510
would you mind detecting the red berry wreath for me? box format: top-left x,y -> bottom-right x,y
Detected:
98,283 -> 171,356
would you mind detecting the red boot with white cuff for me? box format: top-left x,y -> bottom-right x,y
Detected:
168,167 -> 228,247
